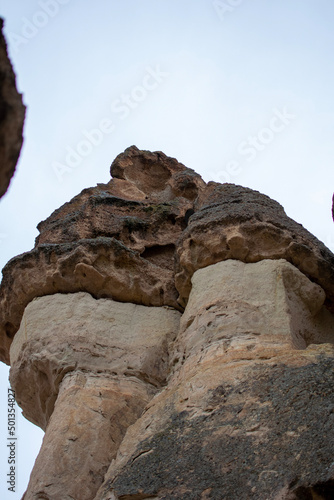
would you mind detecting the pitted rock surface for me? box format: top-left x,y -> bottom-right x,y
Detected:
94,260 -> 334,500
36,146 -> 205,247
0,146 -> 334,364
176,182 -> 334,307
96,351 -> 334,500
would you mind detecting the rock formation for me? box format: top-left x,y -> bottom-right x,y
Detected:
1,146 -> 334,499
0,18 -> 25,198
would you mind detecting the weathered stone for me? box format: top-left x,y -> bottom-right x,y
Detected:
10,292 -> 181,428
172,259 -> 334,372
11,293 -> 180,499
176,183 -> 334,310
1,149 -> 334,367
96,348 -> 334,500
95,260 -> 334,500
0,147 -> 206,364
0,238 -> 180,365
0,18 -> 25,197
36,146 -> 205,248
110,145 -> 205,202
1,147 -> 334,499
22,372 -> 152,500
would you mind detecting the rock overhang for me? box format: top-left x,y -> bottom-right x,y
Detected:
0,145 -> 334,365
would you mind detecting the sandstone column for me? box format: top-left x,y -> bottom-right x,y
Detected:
96,259 -> 334,500
1,147 -> 334,499
9,292 -> 180,500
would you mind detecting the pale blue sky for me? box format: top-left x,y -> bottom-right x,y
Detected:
1,1 -> 334,498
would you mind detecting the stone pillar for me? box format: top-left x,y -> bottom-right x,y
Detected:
1,147 -> 334,499
96,259 -> 334,500
22,373 -> 150,500
9,292 -> 180,500
173,258 -> 334,371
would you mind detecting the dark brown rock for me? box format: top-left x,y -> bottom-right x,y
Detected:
0,238 -> 180,365
0,147 -> 206,364
176,182 -> 334,309
97,352 -> 334,500
1,146 -> 334,499
1,147 -> 334,368
0,18 -> 25,198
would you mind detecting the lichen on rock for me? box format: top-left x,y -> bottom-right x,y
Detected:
1,146 -> 334,499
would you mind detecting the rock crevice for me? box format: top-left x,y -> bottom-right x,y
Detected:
1,146 -> 334,365
0,147 -> 334,499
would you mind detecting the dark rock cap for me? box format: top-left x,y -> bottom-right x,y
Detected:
0,146 -> 333,364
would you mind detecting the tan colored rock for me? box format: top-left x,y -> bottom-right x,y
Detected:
11,293 -> 180,499
0,146 -> 206,364
176,183 -> 334,310
1,149 -> 334,367
36,146 -> 205,248
109,145 -> 205,202
10,292 -> 181,428
0,238 -> 180,365
96,260 -> 334,500
97,343 -> 334,500
0,18 -> 25,197
173,259 -> 334,369
22,373 -> 152,500
1,147 -> 334,498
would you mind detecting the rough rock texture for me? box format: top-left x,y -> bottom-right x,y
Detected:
95,260 -> 334,500
0,146 -> 205,364
9,292 -> 181,428
97,349 -> 334,500
10,293 -> 180,498
1,146 -> 334,365
0,18 -> 25,198
176,182 -> 334,308
0,237 -> 180,365
23,372 -> 151,500
1,147 -> 334,499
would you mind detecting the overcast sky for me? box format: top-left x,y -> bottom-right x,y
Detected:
1,1 -> 334,498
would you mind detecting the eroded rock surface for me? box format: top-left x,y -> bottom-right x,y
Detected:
1,147 -> 334,366
0,18 -> 25,198
0,238 -> 179,365
95,260 -> 334,500
0,147 -> 334,499
10,292 -> 181,429
10,293 -> 180,499
176,182 -> 334,308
